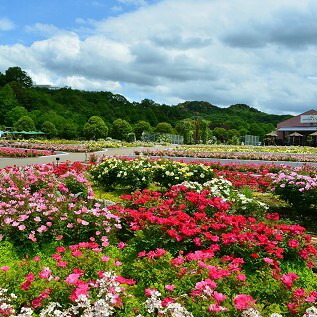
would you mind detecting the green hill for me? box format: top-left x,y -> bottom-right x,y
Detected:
0,66 -> 291,140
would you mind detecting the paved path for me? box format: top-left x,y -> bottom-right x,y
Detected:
1,146 -> 317,168
0,146 -> 175,168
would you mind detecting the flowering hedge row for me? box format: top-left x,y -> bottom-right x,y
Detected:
177,145 -> 317,154
90,157 -> 215,190
0,147 -> 54,158
137,149 -> 317,163
0,139 -> 156,153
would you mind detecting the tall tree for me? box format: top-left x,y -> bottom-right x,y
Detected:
41,121 -> 58,138
133,120 -> 152,139
14,116 -> 35,131
5,67 -> 33,87
83,116 -> 108,140
5,106 -> 28,126
155,122 -> 174,134
111,119 -> 132,140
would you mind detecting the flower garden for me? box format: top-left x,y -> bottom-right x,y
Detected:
0,157 -> 317,316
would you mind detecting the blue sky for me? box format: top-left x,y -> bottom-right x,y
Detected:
0,0 -> 317,114
0,0 -> 160,44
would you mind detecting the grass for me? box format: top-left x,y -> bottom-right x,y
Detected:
92,183 -> 163,203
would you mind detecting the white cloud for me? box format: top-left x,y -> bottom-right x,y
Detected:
24,23 -> 61,36
0,17 -> 15,31
1,0 -> 317,114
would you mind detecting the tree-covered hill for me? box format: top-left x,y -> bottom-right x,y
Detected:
0,66 -> 292,141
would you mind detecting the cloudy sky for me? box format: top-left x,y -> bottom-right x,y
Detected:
0,0 -> 317,114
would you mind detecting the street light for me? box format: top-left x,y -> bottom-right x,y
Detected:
56,157 -> 60,166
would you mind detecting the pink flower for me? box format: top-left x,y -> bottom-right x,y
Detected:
101,256 -> 110,262
18,224 -> 26,231
233,294 -> 255,310
33,256 -> 41,262
288,239 -> 300,248
1,266 -> 10,272
72,250 -> 82,257
281,273 -> 299,289
28,232 -> 37,242
65,273 -> 81,285
161,297 -> 175,307
56,246 -> 66,253
117,242 -> 126,249
236,274 -> 247,282
39,267 -> 52,279
145,288 -> 156,297
208,304 -> 228,312
212,291 -> 227,303
263,257 -> 274,264
70,283 -> 89,302
165,284 -> 176,291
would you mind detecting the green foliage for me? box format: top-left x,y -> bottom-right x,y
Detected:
5,106 -> 28,126
14,115 -> 35,131
133,120 -> 152,139
155,122 -> 174,134
41,121 -> 57,138
60,122 -> 78,139
111,119 -> 132,141
83,116 -> 108,140
4,66 -> 33,87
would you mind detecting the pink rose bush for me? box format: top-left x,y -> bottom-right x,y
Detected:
0,147 -> 53,157
271,171 -> 317,210
0,163 -> 120,246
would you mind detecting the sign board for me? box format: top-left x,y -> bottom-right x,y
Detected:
300,115 -> 317,123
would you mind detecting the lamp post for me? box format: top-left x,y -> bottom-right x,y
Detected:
56,157 -> 60,166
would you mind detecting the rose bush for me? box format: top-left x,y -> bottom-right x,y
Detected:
0,161 -> 316,316
0,147 -> 54,158
271,171 -> 317,210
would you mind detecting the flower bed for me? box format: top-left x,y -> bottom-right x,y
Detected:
91,157 -> 216,190
91,157 -> 272,191
0,147 -> 54,158
0,161 -> 316,316
0,139 -> 156,153
178,145 -> 317,154
137,149 -> 317,163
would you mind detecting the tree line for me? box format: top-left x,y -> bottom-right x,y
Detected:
0,66 -> 291,143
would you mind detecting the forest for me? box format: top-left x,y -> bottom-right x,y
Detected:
0,66 -> 291,143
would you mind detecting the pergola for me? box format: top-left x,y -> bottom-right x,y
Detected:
289,132 -> 303,145
309,131 -> 317,146
265,131 -> 278,145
